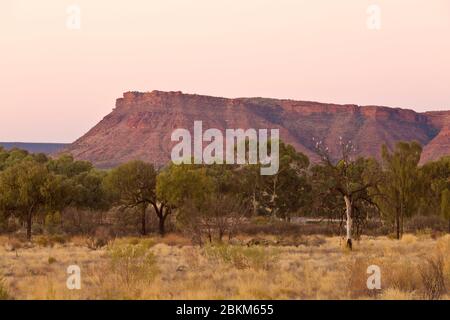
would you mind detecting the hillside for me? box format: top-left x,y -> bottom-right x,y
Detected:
63,91 -> 450,168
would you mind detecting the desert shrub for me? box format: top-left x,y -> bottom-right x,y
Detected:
61,208 -> 105,235
113,237 -> 155,248
381,288 -> 414,300
383,261 -> 421,294
108,241 -> 158,286
110,207 -> 142,236
400,234 -> 417,245
204,244 -> 279,270
86,226 -> 114,249
156,233 -> 191,246
48,256 -> 57,264
31,223 -> 44,235
35,236 -> 50,247
345,257 -> 375,299
420,255 -> 446,300
34,234 -> 67,247
0,278 -> 12,300
44,211 -> 62,235
178,195 -> 248,245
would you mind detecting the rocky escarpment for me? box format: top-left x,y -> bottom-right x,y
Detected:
63,90 -> 449,168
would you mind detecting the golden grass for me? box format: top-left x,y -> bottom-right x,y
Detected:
0,234 -> 449,300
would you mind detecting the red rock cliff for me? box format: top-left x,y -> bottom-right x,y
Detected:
63,91 -> 450,168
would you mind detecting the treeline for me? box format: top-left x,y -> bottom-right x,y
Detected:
0,141 -> 449,246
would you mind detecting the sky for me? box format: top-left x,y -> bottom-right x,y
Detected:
1,0 -> 449,143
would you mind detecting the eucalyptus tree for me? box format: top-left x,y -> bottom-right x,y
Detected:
377,142 -> 422,239
313,138 -> 381,249
0,160 -> 57,240
105,160 -> 157,235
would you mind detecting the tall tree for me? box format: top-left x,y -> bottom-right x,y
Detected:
0,160 -> 56,240
259,142 -> 311,220
313,138 -> 381,249
441,189 -> 450,233
157,163 -> 214,234
105,161 -> 157,235
377,141 -> 422,239
418,157 -> 450,218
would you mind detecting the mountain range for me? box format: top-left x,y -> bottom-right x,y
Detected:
60,90 -> 450,168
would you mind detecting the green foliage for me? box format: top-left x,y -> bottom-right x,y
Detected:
177,193 -> 248,243
47,154 -> 92,177
0,160 -> 55,239
0,141 -> 448,241
311,139 -> 382,243
237,142 -> 312,220
105,160 -> 157,206
157,163 -> 214,209
44,211 -> 62,234
105,160 -> 157,235
376,141 -> 423,239
48,155 -> 110,211
441,189 -> 450,232
35,234 -> 67,247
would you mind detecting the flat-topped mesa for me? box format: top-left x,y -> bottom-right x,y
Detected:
63,90 -> 450,168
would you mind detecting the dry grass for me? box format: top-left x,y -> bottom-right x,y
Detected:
0,234 -> 449,300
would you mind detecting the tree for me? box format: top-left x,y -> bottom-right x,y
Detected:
313,138 -> 381,249
178,193 -> 248,244
105,161 -> 157,235
377,142 -> 422,239
233,140 -> 311,220
259,142 -> 311,220
47,154 -> 92,178
441,189 -> 450,233
156,163 -> 214,224
0,160 -> 56,240
418,157 -> 450,219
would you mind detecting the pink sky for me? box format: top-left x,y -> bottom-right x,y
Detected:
1,0 -> 449,143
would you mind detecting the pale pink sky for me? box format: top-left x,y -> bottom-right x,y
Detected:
1,0 -> 449,142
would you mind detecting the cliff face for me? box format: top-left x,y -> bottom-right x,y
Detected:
63,91 -> 449,168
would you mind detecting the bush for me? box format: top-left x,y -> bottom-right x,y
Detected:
0,278 -> 12,300
48,257 -> 57,264
34,234 -> 67,247
86,226 -> 114,249
204,244 -> 279,270
44,212 -> 62,235
109,241 -> 158,286
178,194 -> 248,244
420,255 -> 446,300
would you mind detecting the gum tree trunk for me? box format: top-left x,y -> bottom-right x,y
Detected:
158,215 -> 166,236
141,204 -> 147,236
344,195 -> 353,250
